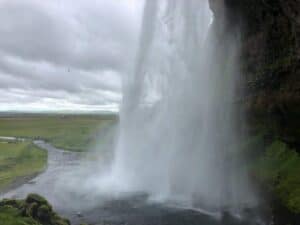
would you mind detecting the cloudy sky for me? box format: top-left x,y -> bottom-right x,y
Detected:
0,0 -> 144,112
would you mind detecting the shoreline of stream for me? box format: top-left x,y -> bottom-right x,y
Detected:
0,136 -> 272,225
0,136 -> 81,197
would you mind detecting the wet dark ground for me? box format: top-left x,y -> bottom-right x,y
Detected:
65,196 -> 266,225
1,140 -> 267,225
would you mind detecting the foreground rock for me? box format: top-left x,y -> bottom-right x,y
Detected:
0,194 -> 71,225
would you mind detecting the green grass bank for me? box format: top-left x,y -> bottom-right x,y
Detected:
0,141 -> 47,192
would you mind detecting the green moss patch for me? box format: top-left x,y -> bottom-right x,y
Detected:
254,140 -> 300,214
0,194 -> 70,225
0,205 -> 40,225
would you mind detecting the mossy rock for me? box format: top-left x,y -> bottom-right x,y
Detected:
0,194 -> 71,225
0,199 -> 24,209
37,204 -> 52,221
26,193 -> 48,205
24,202 -> 39,218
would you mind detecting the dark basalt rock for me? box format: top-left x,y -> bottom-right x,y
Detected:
227,0 -> 300,148
37,204 -> 52,221
208,0 -> 300,224
209,0 -> 300,149
24,202 -> 39,218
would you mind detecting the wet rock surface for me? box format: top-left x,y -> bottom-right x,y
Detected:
224,0 -> 300,148
208,0 -> 300,224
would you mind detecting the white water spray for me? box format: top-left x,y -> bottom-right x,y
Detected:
105,0 -> 257,212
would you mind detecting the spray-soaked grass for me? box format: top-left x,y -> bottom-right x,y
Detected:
254,141 -> 300,214
0,141 -> 47,191
0,206 -> 40,225
0,115 -> 116,152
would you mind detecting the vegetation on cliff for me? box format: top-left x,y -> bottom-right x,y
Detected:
253,140 -> 300,214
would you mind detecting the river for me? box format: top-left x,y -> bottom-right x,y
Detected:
0,139 -> 265,225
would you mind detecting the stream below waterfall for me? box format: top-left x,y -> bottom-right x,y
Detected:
0,139 -> 267,225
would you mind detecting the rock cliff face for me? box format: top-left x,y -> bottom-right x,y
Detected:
211,0 -> 300,147
209,0 -> 300,224
226,0 -> 300,148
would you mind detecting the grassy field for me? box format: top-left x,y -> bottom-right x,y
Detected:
0,205 -> 40,225
0,114 -> 117,192
0,141 -> 47,191
0,114 -> 117,152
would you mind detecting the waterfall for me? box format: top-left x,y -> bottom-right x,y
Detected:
106,0 -> 257,212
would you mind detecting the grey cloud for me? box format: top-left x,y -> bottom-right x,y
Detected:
0,0 -> 143,111
0,0 -> 137,72
0,55 -> 121,93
